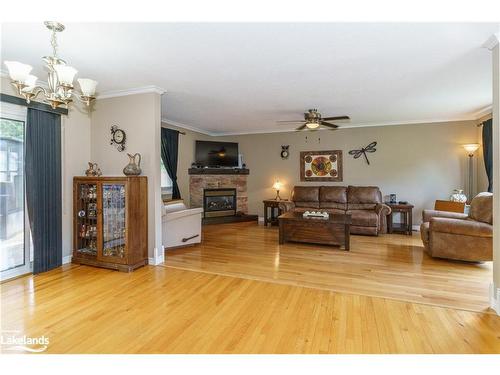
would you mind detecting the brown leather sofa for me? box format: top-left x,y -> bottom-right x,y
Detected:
279,185 -> 391,236
420,192 -> 492,262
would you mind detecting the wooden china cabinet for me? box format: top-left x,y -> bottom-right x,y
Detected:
72,176 -> 148,272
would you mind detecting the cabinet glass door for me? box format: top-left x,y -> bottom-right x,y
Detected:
101,183 -> 126,261
75,183 -> 98,257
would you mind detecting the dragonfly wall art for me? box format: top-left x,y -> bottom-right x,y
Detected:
348,141 -> 377,165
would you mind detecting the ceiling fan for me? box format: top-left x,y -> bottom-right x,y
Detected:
277,109 -> 350,131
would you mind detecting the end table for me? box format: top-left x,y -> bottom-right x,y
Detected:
386,203 -> 414,235
263,199 -> 287,227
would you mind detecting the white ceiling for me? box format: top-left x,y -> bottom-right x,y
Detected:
1,23 -> 498,135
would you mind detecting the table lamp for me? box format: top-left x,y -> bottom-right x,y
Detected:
272,179 -> 283,201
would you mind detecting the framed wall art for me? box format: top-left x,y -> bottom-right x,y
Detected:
300,150 -> 343,182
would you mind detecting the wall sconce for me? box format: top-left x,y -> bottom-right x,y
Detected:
462,143 -> 480,202
272,179 -> 283,201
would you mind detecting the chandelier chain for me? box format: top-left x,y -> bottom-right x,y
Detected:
51,28 -> 58,58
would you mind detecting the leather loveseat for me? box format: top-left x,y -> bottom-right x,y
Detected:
279,186 -> 391,236
420,192 -> 492,262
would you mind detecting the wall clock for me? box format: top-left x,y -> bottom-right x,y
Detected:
281,145 -> 289,159
110,125 -> 126,152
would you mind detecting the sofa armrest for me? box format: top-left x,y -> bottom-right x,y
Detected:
278,201 -> 295,213
375,203 -> 391,216
430,217 -> 492,238
422,209 -> 468,223
165,207 -> 203,221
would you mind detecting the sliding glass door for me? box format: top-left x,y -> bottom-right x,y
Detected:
0,102 -> 31,280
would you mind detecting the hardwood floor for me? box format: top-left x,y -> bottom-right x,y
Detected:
1,221 -> 498,354
1,264 -> 499,354
164,222 -> 493,313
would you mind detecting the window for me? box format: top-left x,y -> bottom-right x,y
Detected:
161,161 -> 173,198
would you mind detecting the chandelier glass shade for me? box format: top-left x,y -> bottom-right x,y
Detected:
4,21 -> 98,109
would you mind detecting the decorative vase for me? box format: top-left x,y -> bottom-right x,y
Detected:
123,153 -> 142,176
450,189 -> 467,203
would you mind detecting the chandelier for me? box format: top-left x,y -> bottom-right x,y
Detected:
4,21 -> 98,110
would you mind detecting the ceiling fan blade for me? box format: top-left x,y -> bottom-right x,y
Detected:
322,116 -> 350,121
295,124 -> 307,131
320,121 -> 339,129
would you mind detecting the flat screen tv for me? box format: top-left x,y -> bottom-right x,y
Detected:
195,140 -> 239,167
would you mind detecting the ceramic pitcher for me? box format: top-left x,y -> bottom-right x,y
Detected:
123,153 -> 142,176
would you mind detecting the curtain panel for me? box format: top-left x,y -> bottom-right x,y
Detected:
482,119 -> 493,193
26,108 -> 62,273
161,128 -> 181,199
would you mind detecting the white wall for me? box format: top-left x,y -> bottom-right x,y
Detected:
91,93 -> 163,262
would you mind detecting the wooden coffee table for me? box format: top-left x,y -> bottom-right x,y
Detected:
278,211 -> 352,250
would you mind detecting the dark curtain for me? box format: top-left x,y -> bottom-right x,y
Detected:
482,119 -> 493,193
26,108 -> 62,274
161,128 -> 181,199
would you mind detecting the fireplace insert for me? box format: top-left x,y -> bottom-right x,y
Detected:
203,188 -> 236,218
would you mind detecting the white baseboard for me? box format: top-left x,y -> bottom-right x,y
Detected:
412,224 -> 420,232
490,283 -> 500,315
62,255 -> 72,264
148,246 -> 165,265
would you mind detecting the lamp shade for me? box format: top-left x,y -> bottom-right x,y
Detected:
54,65 -> 77,85
4,61 -> 33,82
21,75 -> 38,92
78,78 -> 98,96
463,144 -> 480,154
272,180 -> 283,190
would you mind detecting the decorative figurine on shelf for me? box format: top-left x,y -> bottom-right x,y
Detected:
110,125 -> 126,152
123,153 -> 142,176
85,162 -> 102,177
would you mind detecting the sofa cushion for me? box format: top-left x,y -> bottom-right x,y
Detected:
292,186 -> 320,208
469,192 -> 493,224
347,186 -> 381,210
319,186 -> 347,210
346,210 -> 379,227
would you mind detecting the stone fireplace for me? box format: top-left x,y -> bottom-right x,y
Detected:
189,168 -> 249,215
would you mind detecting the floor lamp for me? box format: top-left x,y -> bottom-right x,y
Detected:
463,143 -> 480,203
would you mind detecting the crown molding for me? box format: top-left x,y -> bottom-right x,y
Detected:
97,85 -> 166,99
161,118 -> 217,136
472,105 -> 493,120
483,32 -> 500,50
161,116 -> 485,137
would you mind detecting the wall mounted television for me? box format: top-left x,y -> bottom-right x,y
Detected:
195,140 -> 239,167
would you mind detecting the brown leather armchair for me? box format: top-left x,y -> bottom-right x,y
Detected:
278,185 -> 391,236
420,192 -> 492,262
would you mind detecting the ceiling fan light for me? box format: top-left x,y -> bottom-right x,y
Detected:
54,65 -> 78,85
4,61 -> 33,82
305,121 -> 319,129
78,78 -> 98,96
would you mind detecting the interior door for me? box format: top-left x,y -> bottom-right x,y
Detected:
0,102 -> 32,281
98,181 -> 127,264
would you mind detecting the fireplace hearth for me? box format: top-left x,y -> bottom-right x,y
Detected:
203,188 -> 237,218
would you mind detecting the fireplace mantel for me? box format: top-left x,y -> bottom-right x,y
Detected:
188,168 -> 249,175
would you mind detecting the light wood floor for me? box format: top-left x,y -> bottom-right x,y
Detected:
164,222 -> 493,313
2,222 -> 498,354
1,264 -> 500,354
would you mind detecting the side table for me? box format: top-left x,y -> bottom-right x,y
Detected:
386,203 -> 414,235
263,199 -> 287,226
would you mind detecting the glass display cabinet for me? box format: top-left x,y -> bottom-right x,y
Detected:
73,176 -> 148,272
